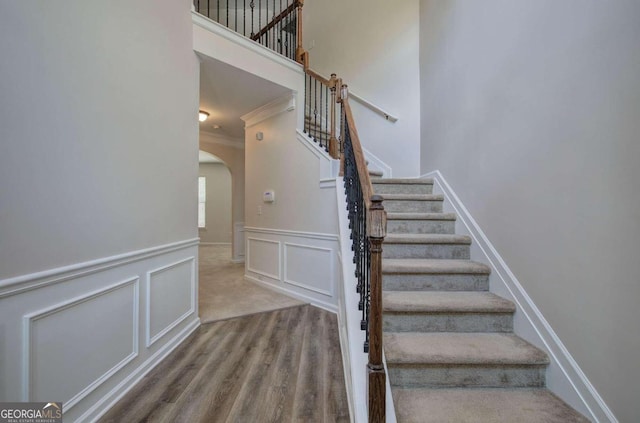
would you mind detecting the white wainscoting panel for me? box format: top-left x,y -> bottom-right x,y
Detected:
24,278 -> 139,410
146,257 -> 196,347
0,238 -> 200,423
284,243 -> 333,297
244,227 -> 339,312
246,238 -> 281,280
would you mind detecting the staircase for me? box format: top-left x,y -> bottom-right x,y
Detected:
373,178 -> 590,423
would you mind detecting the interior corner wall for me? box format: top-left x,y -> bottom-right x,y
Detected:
303,0 -> 421,177
243,104 -> 341,311
0,1 -> 200,420
198,163 -> 232,243
419,1 -> 640,421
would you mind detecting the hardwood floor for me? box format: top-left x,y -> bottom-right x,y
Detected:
99,305 -> 350,423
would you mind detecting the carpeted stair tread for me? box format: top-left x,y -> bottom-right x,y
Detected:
385,233 -> 471,244
381,193 -> 444,201
384,332 -> 549,365
392,388 -> 590,423
373,178 -> 434,185
383,291 -> 515,313
383,259 -> 490,274
369,169 -> 384,177
387,212 -> 457,221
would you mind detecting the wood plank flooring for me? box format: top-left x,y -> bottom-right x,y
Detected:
98,305 -> 350,423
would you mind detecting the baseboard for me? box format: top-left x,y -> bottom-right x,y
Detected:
422,170 -> 615,423
244,274 -> 336,313
199,242 -> 232,246
231,258 -> 245,264
82,318 -> 201,423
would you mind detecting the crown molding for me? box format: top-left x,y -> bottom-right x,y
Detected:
241,93 -> 296,128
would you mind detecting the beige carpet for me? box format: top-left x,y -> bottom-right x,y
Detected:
198,244 -> 305,323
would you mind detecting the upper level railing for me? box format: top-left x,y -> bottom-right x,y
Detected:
192,3 -> 386,420
193,0 -> 303,61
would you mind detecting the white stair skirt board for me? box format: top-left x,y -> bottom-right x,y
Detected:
362,146 -> 392,179
296,130 -> 340,188
422,170 -> 616,423
335,177 -> 397,423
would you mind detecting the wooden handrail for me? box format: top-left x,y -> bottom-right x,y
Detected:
342,96 -> 373,206
305,68 -> 332,87
250,1 -> 299,42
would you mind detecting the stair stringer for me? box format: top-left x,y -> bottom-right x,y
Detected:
422,170 -> 616,423
335,177 -> 398,423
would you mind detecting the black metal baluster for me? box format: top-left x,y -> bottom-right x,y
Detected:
259,0 -> 261,37
250,1 -> 255,37
314,78 -> 318,142
304,73 -> 308,134
234,0 -> 237,31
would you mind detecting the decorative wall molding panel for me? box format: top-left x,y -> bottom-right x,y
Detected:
146,257 -> 196,348
422,170 -> 615,423
23,278 -> 139,411
244,227 -> 340,312
0,239 -> 200,423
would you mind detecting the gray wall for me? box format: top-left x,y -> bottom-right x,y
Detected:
199,163 -> 232,243
0,0 -> 199,279
419,1 -> 640,421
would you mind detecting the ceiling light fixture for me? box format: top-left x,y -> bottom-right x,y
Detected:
198,110 -> 210,122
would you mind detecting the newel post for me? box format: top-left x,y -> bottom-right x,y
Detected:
295,0 -> 305,63
368,194 -> 386,423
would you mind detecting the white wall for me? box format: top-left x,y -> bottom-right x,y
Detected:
419,1 -> 640,421
198,163 -> 233,243
243,97 -> 341,311
0,1 -> 200,420
304,0 -> 421,177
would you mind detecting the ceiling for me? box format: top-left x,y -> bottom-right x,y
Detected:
199,150 -> 223,164
199,55 -> 291,140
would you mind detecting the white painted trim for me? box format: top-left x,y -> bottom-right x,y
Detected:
244,226 -> 338,241
296,130 -> 340,188
296,129 -> 332,160
81,318 -> 200,423
0,238 -> 200,298
422,170 -> 616,423
246,237 -> 282,280
244,274 -> 337,313
198,242 -> 232,246
348,92 -> 399,123
192,12 -> 304,75
283,242 -> 334,297
335,177 -> 368,423
362,146 -> 392,178
23,277 -> 140,410
199,131 -> 244,149
231,258 -> 246,264
145,257 -> 197,348
241,93 -> 296,128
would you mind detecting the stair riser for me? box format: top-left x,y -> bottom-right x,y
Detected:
383,313 -> 513,333
387,220 -> 455,234
374,184 -> 433,195
383,274 -> 489,291
387,365 -> 546,388
384,200 -> 443,213
383,244 -> 470,260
